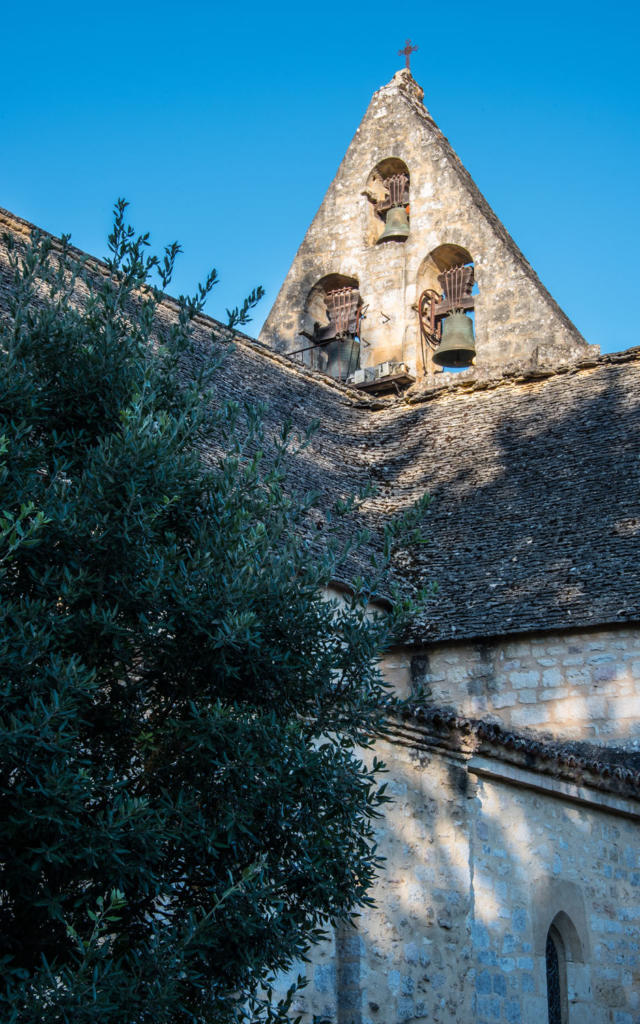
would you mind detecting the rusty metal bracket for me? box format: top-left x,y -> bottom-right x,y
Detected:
418,288 -> 442,352
375,173 -> 410,215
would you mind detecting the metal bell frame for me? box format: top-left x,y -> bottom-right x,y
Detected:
419,263 -> 476,369
376,173 -> 410,244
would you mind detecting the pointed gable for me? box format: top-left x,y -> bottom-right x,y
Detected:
260,69 -> 597,384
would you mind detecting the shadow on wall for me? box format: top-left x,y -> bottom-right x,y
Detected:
280,733 -> 636,1024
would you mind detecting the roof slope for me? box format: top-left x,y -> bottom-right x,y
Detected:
363,353 -> 640,642
0,206 -> 377,563
2,208 -> 639,647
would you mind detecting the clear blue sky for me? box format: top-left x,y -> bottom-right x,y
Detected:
1,0 -> 638,354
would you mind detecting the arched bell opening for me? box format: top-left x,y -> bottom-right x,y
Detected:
416,244 -> 476,374
362,158 -> 410,246
296,274 -> 363,382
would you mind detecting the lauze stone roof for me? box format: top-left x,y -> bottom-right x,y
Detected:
365,351 -> 640,643
2,208 -> 639,647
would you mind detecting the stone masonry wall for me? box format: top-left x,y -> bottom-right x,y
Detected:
283,739 -> 640,1024
465,763 -> 640,1024
283,741 -> 475,1024
382,625 -> 640,749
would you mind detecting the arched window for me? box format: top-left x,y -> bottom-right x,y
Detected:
533,881 -> 589,1023
363,158 -> 410,245
546,924 -> 567,1023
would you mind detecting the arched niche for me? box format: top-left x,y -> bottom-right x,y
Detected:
416,244 -> 476,374
362,158 -> 410,246
417,243 -> 474,294
532,877 -> 589,963
531,880 -> 591,1022
545,913 -> 586,1024
300,274 -> 362,380
304,273 -> 360,332
548,910 -> 585,964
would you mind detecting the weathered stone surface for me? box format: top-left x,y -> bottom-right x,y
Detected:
360,355 -> 640,645
289,734 -> 640,1024
260,69 -> 597,383
389,626 -> 640,750
2,207 -> 638,648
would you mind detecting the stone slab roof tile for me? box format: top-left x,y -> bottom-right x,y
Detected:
2,207 -> 639,646
364,356 -> 640,643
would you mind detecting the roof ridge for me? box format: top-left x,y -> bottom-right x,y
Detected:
4,206 -> 626,414
0,206 -> 386,407
402,348 -> 640,407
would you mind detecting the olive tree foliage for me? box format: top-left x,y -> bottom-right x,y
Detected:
0,203 -> 429,1024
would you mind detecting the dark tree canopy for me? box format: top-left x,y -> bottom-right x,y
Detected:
0,204 -> 429,1023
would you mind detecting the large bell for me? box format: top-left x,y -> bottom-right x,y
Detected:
323,336 -> 360,380
432,311 -> 476,368
377,205 -> 410,243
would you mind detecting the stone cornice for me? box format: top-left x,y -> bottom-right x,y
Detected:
384,705 -> 640,806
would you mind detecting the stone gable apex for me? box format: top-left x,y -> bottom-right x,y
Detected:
260,69 -> 597,384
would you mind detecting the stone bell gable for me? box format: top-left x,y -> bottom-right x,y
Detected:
2,195 -> 640,1021
259,69 -> 597,388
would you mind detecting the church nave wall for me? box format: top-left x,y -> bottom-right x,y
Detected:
280,738 -> 640,1024
382,625 -> 640,749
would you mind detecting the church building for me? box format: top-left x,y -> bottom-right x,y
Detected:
258,66 -> 640,1024
2,62 -> 640,1024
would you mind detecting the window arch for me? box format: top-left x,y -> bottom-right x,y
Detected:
363,158 -> 410,245
532,879 -> 590,1023
542,907 -> 586,1024
546,924 -> 568,1024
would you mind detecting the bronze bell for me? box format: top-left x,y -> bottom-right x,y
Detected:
323,336 -> 361,380
432,311 -> 476,368
377,205 -> 410,243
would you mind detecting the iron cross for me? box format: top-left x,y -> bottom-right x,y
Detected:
398,39 -> 418,70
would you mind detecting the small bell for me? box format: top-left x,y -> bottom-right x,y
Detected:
377,206 -> 410,243
432,311 -> 476,368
